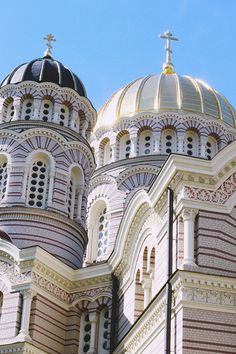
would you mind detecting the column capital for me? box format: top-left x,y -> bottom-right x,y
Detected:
20,289 -> 37,300
182,208 -> 198,221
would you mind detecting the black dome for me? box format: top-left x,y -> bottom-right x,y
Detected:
0,56 -> 87,97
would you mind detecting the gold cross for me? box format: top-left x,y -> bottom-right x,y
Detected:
159,30 -> 178,74
43,34 -> 56,57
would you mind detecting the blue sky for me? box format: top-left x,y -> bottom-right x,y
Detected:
0,0 -> 235,109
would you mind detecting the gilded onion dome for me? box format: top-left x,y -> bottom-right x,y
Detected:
96,73 -> 236,130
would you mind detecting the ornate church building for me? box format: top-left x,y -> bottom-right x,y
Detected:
0,32 -> 236,353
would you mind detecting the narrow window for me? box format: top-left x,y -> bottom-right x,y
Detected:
79,311 -> 91,354
97,207 -> 109,260
98,307 -> 110,353
119,133 -> 131,159
22,98 -> 34,120
0,291 -> 3,319
134,270 -> 144,321
66,167 -> 84,220
161,129 -> 176,154
40,99 -> 53,122
0,158 -> 8,201
185,131 -> 198,156
59,104 -> 69,126
206,136 -> 218,159
139,130 -> 153,156
6,99 -> 14,122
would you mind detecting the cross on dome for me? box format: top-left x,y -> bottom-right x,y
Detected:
43,34 -> 56,58
159,30 -> 178,74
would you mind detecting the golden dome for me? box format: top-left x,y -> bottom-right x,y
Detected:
96,73 -> 236,130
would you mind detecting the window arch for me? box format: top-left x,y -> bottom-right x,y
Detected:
98,307 -> 110,353
185,131 -> 199,156
206,136 -> 218,159
26,154 -> 50,208
59,103 -> 69,126
161,129 -> 176,154
0,157 -> 8,201
119,132 -> 131,159
139,130 -> 153,156
21,98 -> 34,120
67,166 -> 84,219
79,311 -> 91,354
40,99 -> 53,122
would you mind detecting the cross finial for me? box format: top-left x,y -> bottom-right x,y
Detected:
43,34 -> 56,58
159,30 -> 178,74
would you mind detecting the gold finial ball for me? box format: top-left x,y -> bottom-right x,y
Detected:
163,64 -> 174,75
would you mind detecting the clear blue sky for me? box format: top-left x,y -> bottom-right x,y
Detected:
0,0 -> 235,110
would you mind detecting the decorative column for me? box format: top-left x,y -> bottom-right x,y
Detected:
47,168 -> 55,207
88,310 -> 99,354
76,184 -> 84,221
200,135 -> 208,158
52,102 -> 60,123
12,97 -> 21,121
153,132 -> 160,154
142,278 -> 152,307
81,120 -> 89,138
69,109 -> 77,130
33,99 -> 41,120
182,208 -> 198,266
19,289 -> 36,339
177,134 -> 185,154
130,136 -> 137,158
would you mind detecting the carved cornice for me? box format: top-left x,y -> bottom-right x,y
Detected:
185,171 -> 236,205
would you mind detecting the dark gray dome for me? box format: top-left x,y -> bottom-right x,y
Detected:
0,56 -> 87,97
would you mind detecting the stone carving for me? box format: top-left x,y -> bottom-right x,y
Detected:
185,172 -> 236,204
0,261 -> 31,285
69,285 -> 112,303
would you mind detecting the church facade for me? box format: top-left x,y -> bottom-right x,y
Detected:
0,34 -> 236,353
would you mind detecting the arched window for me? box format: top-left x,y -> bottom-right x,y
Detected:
185,131 -> 199,157
67,166 -> 84,219
139,130 -> 153,156
119,133 -> 131,159
161,129 -> 176,154
79,311 -> 91,354
59,104 -> 69,126
22,98 -> 34,120
206,136 -> 218,159
26,155 -> 50,208
0,158 -> 8,201
134,269 -> 144,321
6,99 -> 14,122
98,307 -> 110,353
40,99 -> 53,122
